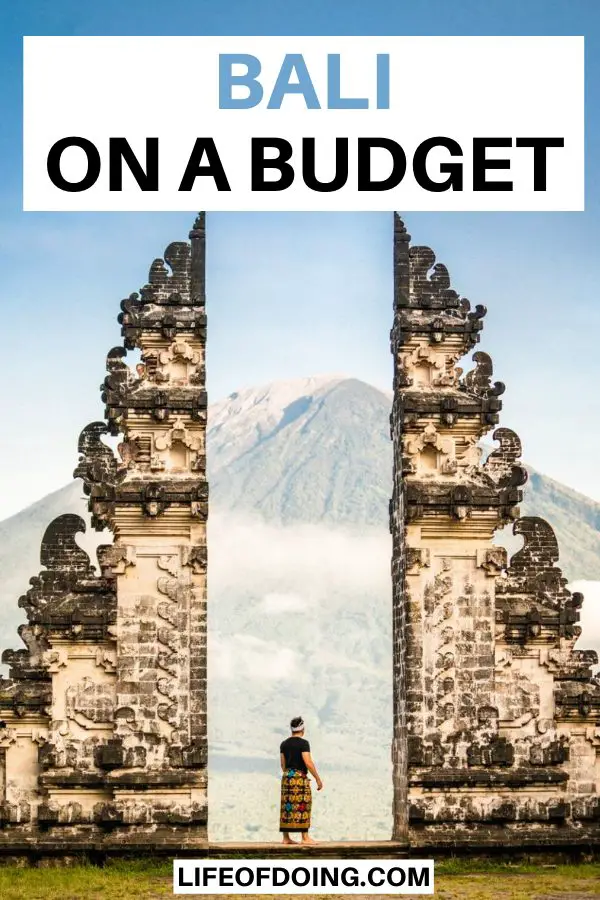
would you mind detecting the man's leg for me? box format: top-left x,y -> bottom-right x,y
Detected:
301,831 -> 318,844
282,831 -> 296,844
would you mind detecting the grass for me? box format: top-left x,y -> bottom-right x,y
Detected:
433,860 -> 600,899
0,859 -> 598,899
0,859 -> 171,900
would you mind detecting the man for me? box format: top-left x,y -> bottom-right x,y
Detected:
279,716 -> 323,845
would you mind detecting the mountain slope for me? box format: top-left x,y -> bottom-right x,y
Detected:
0,480 -> 102,648
519,470 -> 600,582
208,376 -> 393,526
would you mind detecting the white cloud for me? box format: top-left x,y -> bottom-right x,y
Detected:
570,580 -> 600,662
260,592 -> 314,613
209,633 -> 300,682
207,511 -> 392,596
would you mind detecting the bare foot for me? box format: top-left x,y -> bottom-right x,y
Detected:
301,836 -> 318,845
282,837 -> 297,845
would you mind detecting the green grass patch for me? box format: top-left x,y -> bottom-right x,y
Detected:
0,863 -> 170,900
434,858 -> 600,876
0,859 -> 597,900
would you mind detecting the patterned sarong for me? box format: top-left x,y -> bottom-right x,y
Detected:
280,768 -> 312,832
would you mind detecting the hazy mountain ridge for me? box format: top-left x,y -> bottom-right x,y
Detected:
208,376 -> 600,567
208,375 -> 393,526
519,471 -> 600,579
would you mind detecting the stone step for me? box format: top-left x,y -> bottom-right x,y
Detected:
203,841 -> 409,859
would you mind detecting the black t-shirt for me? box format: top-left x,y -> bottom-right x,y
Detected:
280,736 -> 310,773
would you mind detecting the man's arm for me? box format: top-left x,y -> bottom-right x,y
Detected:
302,752 -> 323,790
280,752 -> 286,772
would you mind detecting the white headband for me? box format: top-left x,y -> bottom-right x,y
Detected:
291,721 -> 304,732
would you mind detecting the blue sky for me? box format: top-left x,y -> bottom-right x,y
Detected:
1,1 -> 600,518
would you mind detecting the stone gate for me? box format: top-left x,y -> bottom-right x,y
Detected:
0,212 -> 597,855
0,215 -> 208,853
390,213 -> 600,848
